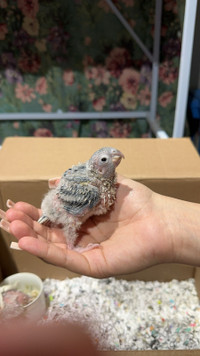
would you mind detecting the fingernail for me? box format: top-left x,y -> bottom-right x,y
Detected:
0,219 -> 10,233
10,242 -> 22,251
0,209 -> 6,220
6,199 -> 15,208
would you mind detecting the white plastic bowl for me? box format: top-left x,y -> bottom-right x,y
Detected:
0,272 -> 46,321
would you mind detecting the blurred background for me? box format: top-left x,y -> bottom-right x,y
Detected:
0,0 -> 199,145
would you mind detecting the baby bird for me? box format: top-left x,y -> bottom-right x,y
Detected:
38,147 -> 124,252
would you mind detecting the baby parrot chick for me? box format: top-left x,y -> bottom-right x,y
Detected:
38,147 -> 124,252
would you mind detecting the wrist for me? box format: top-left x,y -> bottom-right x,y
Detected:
159,194 -> 200,266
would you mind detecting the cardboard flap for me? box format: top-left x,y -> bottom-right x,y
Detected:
1,137 -> 200,181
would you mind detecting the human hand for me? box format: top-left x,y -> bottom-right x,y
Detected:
0,175 -> 177,278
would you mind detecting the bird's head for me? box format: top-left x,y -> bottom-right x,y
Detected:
87,147 -> 124,179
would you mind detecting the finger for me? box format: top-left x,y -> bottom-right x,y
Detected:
18,237 -> 98,276
9,220 -> 38,240
10,201 -> 41,221
5,208 -> 35,227
9,219 -> 60,243
0,218 -> 38,240
4,208 -> 66,244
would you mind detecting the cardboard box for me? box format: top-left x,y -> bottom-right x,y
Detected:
1,137 -> 200,355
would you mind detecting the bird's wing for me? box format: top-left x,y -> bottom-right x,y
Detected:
58,180 -> 101,217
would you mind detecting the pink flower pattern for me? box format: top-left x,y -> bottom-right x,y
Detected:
138,87 -> 151,106
119,69 -> 140,95
15,83 -> 36,103
93,97 -> 106,111
159,91 -> 174,107
0,23 -> 8,40
17,0 -> 39,18
106,48 -> 132,78
63,70 -> 74,86
33,128 -> 53,137
35,77 -> 47,95
159,61 -> 178,85
0,0 -> 182,141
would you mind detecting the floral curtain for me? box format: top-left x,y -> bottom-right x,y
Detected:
0,0 -> 184,144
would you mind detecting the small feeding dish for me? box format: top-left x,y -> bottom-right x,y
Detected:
0,272 -> 46,321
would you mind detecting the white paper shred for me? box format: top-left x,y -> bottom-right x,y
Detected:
41,277 -> 200,351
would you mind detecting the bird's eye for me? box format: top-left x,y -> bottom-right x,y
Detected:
101,157 -> 107,162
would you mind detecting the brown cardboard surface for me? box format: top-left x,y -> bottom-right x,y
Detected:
1,137 -> 200,355
0,137 -> 200,204
1,137 -> 200,181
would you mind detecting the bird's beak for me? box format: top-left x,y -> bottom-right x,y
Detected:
112,151 -> 125,167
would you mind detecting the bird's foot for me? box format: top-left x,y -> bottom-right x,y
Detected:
37,215 -> 52,227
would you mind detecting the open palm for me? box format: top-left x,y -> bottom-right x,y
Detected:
4,176 -> 173,278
